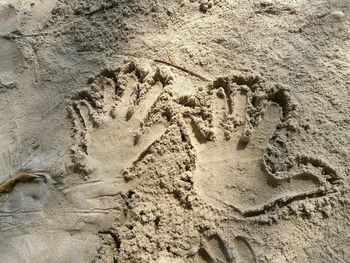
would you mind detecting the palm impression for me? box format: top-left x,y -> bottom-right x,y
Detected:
65,64 -> 342,262
67,62 -> 172,204
175,75 -> 341,216
68,62 -> 340,217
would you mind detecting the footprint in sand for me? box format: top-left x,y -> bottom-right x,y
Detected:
195,233 -> 256,263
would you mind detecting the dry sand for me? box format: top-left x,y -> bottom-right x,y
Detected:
0,0 -> 349,262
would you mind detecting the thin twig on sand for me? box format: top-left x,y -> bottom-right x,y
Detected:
154,59 -> 212,82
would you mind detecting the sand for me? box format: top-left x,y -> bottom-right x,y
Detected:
0,0 -> 349,262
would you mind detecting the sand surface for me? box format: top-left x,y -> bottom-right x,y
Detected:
0,0 -> 349,262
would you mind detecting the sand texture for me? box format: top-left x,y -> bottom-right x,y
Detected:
0,0 -> 349,262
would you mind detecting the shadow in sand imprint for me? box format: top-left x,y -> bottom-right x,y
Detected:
233,236 -> 256,263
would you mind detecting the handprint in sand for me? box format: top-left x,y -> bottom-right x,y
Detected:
177,75 -> 341,216
67,61 -> 171,207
